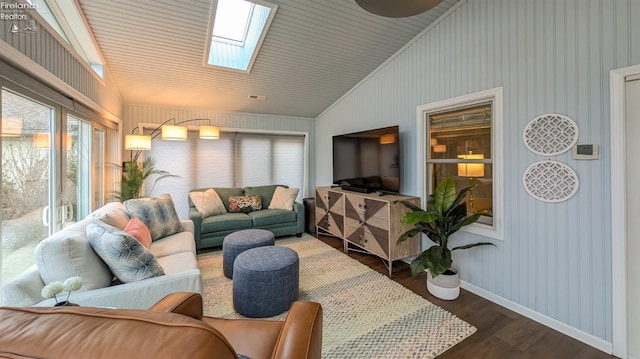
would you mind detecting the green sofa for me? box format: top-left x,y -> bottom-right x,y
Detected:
188,185 -> 305,251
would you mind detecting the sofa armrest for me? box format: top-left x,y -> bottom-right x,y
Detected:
149,292 -> 203,319
272,301 -> 323,359
293,202 -> 305,234
189,207 -> 203,245
181,219 -> 194,234
1,265 -> 45,306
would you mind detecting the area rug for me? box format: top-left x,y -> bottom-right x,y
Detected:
198,234 -> 476,359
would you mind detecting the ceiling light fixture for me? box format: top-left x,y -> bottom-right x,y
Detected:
354,0 -> 444,18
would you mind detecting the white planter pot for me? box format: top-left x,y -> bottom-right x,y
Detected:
426,269 -> 460,300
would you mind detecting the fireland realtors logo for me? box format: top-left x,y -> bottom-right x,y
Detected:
1,1 -> 38,34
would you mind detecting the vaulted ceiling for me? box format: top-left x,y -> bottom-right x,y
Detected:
79,0 -> 459,118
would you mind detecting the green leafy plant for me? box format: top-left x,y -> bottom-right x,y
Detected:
115,157 -> 180,201
397,177 -> 494,278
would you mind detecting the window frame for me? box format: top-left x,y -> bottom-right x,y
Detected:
416,87 -> 504,240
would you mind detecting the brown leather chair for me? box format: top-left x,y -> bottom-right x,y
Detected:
0,292 -> 322,359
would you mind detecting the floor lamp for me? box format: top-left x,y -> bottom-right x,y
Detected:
457,152 -> 485,213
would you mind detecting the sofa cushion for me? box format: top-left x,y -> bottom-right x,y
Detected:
123,218 -> 152,249
249,209 -> 297,227
207,187 -> 244,212
89,202 -> 130,229
87,222 -> 165,283
125,194 -> 183,241
189,188 -> 226,217
149,231 -> 196,258
268,186 -> 299,211
156,251 -> 199,275
229,195 -> 262,213
201,213 -> 252,233
34,225 -> 113,290
244,185 -> 286,208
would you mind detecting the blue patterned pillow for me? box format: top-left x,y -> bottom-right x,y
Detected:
124,194 -> 183,241
87,222 -> 165,283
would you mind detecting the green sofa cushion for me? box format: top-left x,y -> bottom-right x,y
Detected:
244,185 -> 287,209
201,213 -> 252,233
249,209 -> 297,227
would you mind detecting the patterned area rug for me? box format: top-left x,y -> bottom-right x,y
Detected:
198,234 -> 476,359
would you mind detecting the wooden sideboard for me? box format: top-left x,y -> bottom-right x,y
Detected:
315,186 -> 421,276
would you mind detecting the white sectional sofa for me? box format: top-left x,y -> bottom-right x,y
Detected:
1,200 -> 202,309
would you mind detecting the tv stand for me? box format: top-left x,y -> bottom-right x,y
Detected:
340,184 -> 371,193
314,186 -> 421,277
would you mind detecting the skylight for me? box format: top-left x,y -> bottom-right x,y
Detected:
212,0 -> 254,44
206,0 -> 277,73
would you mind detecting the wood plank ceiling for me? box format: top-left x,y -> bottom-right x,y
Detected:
78,0 -> 459,118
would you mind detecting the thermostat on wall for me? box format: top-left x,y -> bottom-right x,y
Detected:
572,144 -> 599,160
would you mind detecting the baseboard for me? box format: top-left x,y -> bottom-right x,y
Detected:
460,280 -> 613,355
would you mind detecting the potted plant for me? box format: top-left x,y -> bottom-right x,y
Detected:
115,157 -> 180,201
397,177 -> 494,300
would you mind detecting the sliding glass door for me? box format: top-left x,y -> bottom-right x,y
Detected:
1,89 -> 56,282
66,115 -> 93,222
1,89 -> 101,285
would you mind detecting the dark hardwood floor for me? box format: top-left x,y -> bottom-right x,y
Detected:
315,234 -> 617,359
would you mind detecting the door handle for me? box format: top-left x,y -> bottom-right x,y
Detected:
42,206 -> 50,227
60,203 -> 74,225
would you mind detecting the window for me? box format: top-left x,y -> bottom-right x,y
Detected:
417,88 -> 503,240
206,0 -> 278,72
145,129 -> 307,218
1,85 -> 117,289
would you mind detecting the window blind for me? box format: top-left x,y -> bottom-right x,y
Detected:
145,130 -> 305,218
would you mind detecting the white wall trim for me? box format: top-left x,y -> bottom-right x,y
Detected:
610,64 -> 640,359
415,87 -> 504,241
461,280 -> 613,354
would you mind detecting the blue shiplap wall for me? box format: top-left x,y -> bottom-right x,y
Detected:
315,0 -> 640,346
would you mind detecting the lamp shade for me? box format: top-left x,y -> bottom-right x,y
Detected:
199,125 -> 220,139
125,134 -> 152,150
379,133 -> 395,144
433,144 -> 447,153
162,125 -> 187,140
1,117 -> 22,137
457,153 -> 485,177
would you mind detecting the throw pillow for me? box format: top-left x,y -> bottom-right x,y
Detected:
228,195 -> 262,213
86,222 -> 165,283
268,186 -> 299,211
125,194 -> 182,241
123,217 -> 152,249
34,227 -> 113,290
188,188 -> 226,217
89,202 -> 130,229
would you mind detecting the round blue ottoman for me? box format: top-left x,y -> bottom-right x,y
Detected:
222,229 -> 275,278
233,246 -> 299,318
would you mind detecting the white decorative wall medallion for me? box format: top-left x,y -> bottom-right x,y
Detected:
523,114 -> 579,156
522,160 -> 579,203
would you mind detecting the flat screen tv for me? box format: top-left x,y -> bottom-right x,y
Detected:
332,125 -> 400,193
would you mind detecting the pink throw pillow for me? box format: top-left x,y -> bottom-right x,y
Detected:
123,217 -> 152,249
